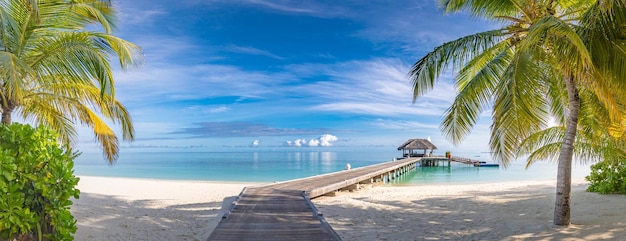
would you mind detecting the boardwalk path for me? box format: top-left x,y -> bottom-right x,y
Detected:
207,157 -> 420,241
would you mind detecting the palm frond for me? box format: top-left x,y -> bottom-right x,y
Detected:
439,0 -> 523,19
489,49 -> 551,165
525,142 -> 561,168
85,107 -> 119,162
519,126 -> 565,167
440,42 -> 513,144
409,29 -> 508,101
522,15 -> 594,75
577,1 -> 626,121
90,33 -> 143,70
18,97 -> 77,145
0,51 -> 35,102
67,0 -> 116,33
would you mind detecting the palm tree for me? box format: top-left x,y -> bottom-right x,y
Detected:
409,0 -> 626,225
0,0 -> 142,162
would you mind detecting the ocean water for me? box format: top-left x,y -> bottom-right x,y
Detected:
73,148 -> 592,184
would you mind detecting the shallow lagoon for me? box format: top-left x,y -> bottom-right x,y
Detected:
74,148 -> 591,183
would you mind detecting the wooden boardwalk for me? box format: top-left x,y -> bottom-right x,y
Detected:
207,158 -> 420,241
449,156 -> 477,165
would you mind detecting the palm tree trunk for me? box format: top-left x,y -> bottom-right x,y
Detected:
554,75 -> 580,226
1,105 -> 14,124
1,101 -> 15,124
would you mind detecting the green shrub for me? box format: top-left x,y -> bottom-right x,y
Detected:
586,159 -> 626,194
0,123 -> 80,241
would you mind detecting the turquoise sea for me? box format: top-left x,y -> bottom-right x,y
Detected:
73,147 -> 592,184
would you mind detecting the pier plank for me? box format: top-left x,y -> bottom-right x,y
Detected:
207,158 -> 420,241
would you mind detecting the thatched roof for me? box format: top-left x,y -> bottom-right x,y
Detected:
397,138 -> 437,150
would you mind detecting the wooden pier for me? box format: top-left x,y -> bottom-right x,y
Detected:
418,156 -> 477,167
207,158 -> 420,241
449,156 -> 476,165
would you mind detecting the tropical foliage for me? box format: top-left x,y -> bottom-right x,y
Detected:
0,123 -> 80,241
409,0 -> 626,225
586,159 -> 626,194
0,0 -> 142,162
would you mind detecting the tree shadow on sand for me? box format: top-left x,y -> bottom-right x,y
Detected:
313,183 -> 626,241
71,193 -> 238,241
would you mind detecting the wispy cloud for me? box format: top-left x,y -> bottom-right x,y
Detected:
243,0 -> 317,14
120,9 -> 167,25
225,45 -> 285,59
311,103 -> 432,116
113,62 -> 292,104
371,119 -> 439,130
114,55 -> 457,125
114,1 -> 168,27
288,58 -> 457,116
172,122 -> 335,137
180,0 -> 320,15
123,35 -> 209,67
183,106 -> 231,114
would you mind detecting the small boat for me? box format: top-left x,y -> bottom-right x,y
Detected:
474,161 -> 499,167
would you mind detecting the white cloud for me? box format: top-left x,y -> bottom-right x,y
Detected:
294,139 -> 307,147
319,134 -> 338,146
308,139 -> 320,147
284,134 -> 339,147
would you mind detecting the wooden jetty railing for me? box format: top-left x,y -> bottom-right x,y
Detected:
207,158 -> 420,241
417,156 -> 477,167
449,156 -> 476,165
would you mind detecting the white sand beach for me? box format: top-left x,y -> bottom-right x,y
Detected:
71,176 -> 255,241
313,179 -> 626,241
72,176 -> 626,241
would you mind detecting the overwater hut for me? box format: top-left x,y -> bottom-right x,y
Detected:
397,138 -> 437,158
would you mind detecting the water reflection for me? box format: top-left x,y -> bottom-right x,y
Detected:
320,152 -> 336,167
251,152 -> 259,169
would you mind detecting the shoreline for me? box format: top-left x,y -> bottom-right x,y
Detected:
75,174 -> 268,185
71,176 -> 626,241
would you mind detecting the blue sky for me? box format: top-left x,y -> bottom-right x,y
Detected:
78,0 -> 498,153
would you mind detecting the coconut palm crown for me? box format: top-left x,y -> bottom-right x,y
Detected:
0,0 -> 143,162
409,0 -> 626,225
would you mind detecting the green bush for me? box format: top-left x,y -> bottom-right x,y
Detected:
586,159 -> 626,194
0,123 -> 80,241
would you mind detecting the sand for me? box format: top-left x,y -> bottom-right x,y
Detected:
71,176 -> 626,241
313,179 -> 626,241
71,176 -> 256,241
